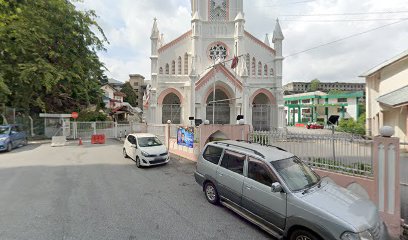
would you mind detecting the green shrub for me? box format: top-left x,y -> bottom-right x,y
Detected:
337,114 -> 365,135
76,111 -> 107,122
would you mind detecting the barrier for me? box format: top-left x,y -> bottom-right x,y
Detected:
51,136 -> 66,147
91,134 -> 105,144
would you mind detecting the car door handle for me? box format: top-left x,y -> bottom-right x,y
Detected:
245,185 -> 252,190
218,173 -> 223,177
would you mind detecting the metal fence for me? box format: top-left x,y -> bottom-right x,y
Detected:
401,155 -> 408,223
249,130 -> 373,177
66,121 -> 147,139
147,124 -> 166,143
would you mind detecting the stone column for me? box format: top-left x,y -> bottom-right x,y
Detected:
372,127 -> 401,238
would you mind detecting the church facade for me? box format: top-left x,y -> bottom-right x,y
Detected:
145,0 -> 285,130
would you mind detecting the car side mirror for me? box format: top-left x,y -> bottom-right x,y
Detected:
271,182 -> 283,193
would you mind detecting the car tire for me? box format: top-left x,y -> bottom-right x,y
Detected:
204,182 -> 219,205
290,229 -> 321,240
123,148 -> 128,158
6,143 -> 12,152
23,138 -> 28,146
135,156 -> 141,168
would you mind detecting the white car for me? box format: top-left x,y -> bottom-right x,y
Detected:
123,133 -> 169,168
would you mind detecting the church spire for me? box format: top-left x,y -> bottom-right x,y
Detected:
150,18 -> 159,39
272,18 -> 284,43
192,10 -> 201,22
264,34 -> 270,47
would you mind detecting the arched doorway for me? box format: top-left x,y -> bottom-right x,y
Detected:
252,93 -> 272,131
206,130 -> 228,144
162,93 -> 181,124
206,89 -> 230,124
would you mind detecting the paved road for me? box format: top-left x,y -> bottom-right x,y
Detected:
0,141 -> 271,240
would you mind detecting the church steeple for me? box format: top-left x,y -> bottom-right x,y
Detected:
272,19 -> 284,43
150,18 -> 159,39
150,18 -> 160,89
264,34 -> 270,47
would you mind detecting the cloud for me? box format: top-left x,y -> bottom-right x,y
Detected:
77,0 -> 408,84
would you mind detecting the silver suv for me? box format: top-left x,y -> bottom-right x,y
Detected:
194,140 -> 389,240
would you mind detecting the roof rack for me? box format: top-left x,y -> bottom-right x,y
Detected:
214,141 -> 265,158
235,139 -> 252,144
263,144 -> 287,152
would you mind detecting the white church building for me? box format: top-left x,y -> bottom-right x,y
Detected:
144,0 -> 285,130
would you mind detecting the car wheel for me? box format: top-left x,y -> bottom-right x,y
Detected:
135,156 -> 141,168
204,182 -> 219,205
23,138 -> 28,146
290,229 -> 320,240
6,143 -> 12,152
123,148 -> 128,158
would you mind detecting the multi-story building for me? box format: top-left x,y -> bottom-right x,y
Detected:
129,74 -> 146,108
283,81 -> 365,94
360,49 -> 408,142
101,84 -> 126,109
284,91 -> 364,125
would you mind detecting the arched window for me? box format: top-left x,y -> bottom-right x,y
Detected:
177,56 -> 182,75
252,57 -> 256,76
171,61 -> 176,75
165,64 -> 169,75
270,68 -> 274,76
264,64 -> 268,76
159,67 -> 163,74
258,62 -> 262,76
184,53 -> 189,75
246,54 -> 250,73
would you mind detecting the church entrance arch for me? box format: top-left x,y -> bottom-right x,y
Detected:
206,89 -> 230,124
252,92 -> 273,131
161,93 -> 181,124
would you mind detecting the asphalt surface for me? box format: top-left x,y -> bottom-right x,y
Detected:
0,140 -> 271,240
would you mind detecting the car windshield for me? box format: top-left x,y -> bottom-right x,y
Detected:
138,137 -> 162,147
271,156 -> 320,192
0,126 -> 10,135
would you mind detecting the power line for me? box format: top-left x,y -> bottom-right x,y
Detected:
284,18 -> 408,58
279,10 -> 408,17
281,18 -> 408,22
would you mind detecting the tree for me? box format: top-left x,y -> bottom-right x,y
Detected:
121,82 -> 138,107
309,79 -> 320,91
0,0 -> 108,113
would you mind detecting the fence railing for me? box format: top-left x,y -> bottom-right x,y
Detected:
66,121 -> 147,139
249,130 -> 373,177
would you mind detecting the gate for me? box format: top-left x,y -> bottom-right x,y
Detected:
206,104 -> 230,124
252,104 -> 271,131
67,121 -> 147,139
147,124 -> 166,144
162,104 -> 181,124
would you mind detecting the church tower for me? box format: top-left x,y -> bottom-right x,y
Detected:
147,0 -> 284,129
149,18 -> 160,123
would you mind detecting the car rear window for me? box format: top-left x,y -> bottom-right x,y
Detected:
202,145 -> 223,164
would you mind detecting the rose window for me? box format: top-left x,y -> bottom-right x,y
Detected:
209,44 -> 228,61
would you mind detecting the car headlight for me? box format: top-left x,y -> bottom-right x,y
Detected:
141,151 -> 149,157
0,137 -> 7,141
341,230 -> 373,240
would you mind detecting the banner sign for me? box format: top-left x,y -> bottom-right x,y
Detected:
177,127 -> 194,148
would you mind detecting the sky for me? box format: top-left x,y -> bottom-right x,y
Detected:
76,0 -> 408,84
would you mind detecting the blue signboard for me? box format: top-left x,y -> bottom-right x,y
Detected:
177,127 -> 194,148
